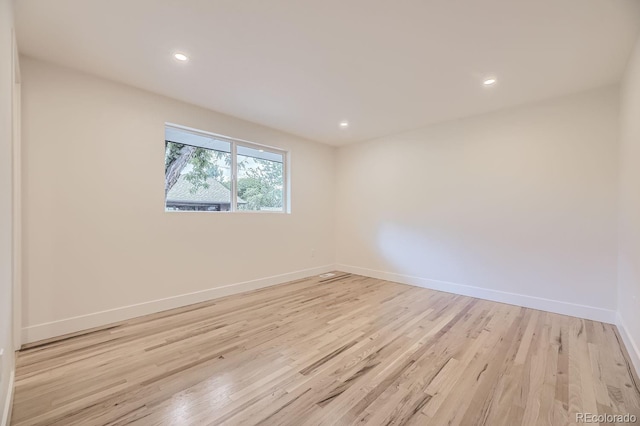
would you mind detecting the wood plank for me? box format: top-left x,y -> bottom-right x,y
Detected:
10,273 -> 640,426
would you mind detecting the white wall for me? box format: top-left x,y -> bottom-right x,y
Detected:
336,87 -> 620,322
15,31 -> 640,380
20,56 -> 336,343
0,0 -> 15,421
618,35 -> 640,373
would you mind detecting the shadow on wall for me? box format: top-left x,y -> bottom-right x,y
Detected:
376,222 -> 461,283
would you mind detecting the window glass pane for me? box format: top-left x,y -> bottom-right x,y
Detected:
165,134 -> 232,212
236,146 -> 284,211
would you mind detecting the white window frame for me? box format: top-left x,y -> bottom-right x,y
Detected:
165,123 -> 289,213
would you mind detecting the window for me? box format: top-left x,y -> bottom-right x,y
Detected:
164,124 -> 287,212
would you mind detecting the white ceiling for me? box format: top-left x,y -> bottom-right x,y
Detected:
15,0 -> 640,145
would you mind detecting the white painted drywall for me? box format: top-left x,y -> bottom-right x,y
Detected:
20,57 -> 336,341
0,0 -> 15,421
18,54 -> 630,349
336,87 -> 619,315
618,35 -> 640,372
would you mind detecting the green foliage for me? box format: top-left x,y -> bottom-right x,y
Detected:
164,142 -> 185,172
165,142 -> 230,194
237,158 -> 283,210
165,141 -> 284,209
184,148 -> 218,193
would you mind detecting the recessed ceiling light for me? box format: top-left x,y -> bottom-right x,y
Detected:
339,121 -> 349,128
483,78 -> 497,86
174,53 -> 189,62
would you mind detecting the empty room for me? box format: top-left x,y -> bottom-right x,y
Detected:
1,0 -> 640,425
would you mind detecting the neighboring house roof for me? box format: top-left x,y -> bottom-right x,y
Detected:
166,175 -> 245,204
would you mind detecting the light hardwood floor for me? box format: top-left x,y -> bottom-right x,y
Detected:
11,273 -> 640,425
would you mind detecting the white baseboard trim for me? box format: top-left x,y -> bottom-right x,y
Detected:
616,313 -> 640,378
22,264 -> 336,345
1,369 -> 14,426
337,264 -> 617,324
